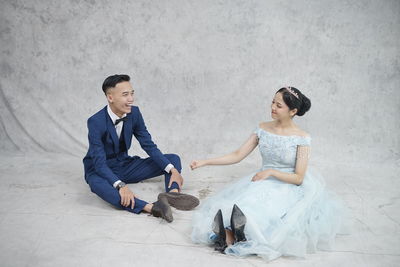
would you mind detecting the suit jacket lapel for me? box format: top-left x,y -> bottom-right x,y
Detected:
123,112 -> 133,150
104,107 -> 119,153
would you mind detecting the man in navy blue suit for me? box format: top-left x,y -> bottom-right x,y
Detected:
83,74 -> 199,222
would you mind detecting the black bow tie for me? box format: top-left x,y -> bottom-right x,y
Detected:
115,117 -> 127,125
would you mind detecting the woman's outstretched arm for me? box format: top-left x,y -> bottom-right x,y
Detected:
190,133 -> 259,170
252,145 -> 310,185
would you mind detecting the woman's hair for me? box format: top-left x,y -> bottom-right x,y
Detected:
276,87 -> 311,116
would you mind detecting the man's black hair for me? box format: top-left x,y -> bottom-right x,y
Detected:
102,74 -> 130,94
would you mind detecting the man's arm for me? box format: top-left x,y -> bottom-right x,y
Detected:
87,118 -> 120,185
132,107 -> 172,171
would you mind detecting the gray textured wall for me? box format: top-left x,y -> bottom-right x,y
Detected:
1,0 -> 399,166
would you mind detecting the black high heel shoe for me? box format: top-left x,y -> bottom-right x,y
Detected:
212,209 -> 227,252
230,204 -> 247,242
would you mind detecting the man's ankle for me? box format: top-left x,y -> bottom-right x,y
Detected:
169,189 -> 179,193
143,203 -> 153,213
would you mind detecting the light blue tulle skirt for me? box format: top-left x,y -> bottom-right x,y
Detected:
191,168 -> 345,261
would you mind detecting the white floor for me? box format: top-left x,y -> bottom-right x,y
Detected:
0,152 -> 399,267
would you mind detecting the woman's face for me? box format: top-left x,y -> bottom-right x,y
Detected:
270,92 -> 296,120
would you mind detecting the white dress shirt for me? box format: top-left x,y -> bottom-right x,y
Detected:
107,105 -> 174,188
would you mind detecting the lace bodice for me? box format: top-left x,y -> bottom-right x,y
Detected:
254,127 -> 311,171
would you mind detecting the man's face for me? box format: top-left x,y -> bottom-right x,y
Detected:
106,81 -> 134,117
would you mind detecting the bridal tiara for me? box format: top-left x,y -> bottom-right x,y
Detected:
285,86 -> 299,99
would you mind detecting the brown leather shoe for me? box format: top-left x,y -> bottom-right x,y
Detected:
151,198 -> 173,222
158,192 -> 200,211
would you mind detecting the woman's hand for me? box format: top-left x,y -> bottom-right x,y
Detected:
190,160 -> 207,170
251,169 -> 273,182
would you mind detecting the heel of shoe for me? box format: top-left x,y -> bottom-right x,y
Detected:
234,225 -> 246,242
214,235 -> 227,253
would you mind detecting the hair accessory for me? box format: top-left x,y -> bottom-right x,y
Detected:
285,86 -> 299,99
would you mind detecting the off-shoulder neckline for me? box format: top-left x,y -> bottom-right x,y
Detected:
257,127 -> 311,139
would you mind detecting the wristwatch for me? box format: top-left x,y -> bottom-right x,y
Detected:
116,181 -> 126,190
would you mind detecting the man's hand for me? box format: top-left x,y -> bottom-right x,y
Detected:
251,169 -> 273,182
190,160 -> 207,170
119,186 -> 136,209
168,168 -> 183,192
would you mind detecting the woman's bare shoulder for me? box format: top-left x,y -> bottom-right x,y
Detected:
294,128 -> 310,138
258,121 -> 274,130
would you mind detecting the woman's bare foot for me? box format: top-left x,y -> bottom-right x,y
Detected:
225,229 -> 235,245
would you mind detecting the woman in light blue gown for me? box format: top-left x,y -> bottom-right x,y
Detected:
190,87 -> 344,261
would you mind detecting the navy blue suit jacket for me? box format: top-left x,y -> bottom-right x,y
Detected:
83,106 -> 171,185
